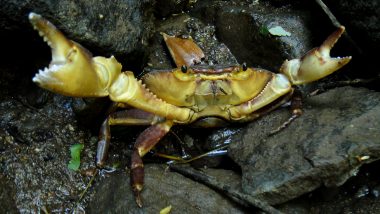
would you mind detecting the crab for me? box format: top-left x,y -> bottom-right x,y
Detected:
28,12 -> 351,207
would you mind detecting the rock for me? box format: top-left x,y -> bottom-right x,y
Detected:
146,13 -> 238,69
229,87 -> 380,205
1,0 -> 155,60
277,161 -> 380,213
87,164 -> 245,213
324,0 -> 380,52
0,97 -> 98,212
319,0 -> 379,78
192,1 -> 313,71
0,174 -> 18,213
155,0 -> 190,18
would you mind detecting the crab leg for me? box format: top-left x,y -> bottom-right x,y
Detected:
131,120 -> 173,207
280,26 -> 352,85
109,71 -> 193,122
269,89 -> 303,135
96,109 -> 163,167
229,73 -> 292,120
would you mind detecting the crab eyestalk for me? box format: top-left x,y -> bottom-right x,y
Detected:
280,26 -> 352,85
29,12 -> 121,97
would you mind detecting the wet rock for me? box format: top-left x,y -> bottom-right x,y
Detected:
146,13 -> 238,70
323,0 -> 380,77
186,127 -> 242,169
0,174 -> 18,213
87,164 -> 245,213
192,1 -> 313,71
324,0 -> 380,52
1,0 -> 155,59
0,97 -> 98,212
229,87 -> 380,205
155,0 -> 190,18
278,160 -> 380,213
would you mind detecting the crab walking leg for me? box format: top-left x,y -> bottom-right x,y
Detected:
29,12 -> 121,97
269,88 -> 303,135
96,109 -> 163,167
280,26 -> 352,85
131,120 -> 173,207
229,73 -> 292,120
236,89 -> 294,123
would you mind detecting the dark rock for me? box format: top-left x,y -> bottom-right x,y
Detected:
324,0 -> 380,52
229,87 -> 380,205
0,0 -> 155,60
155,0 -> 190,18
277,160 -> 380,213
322,0 -> 380,78
0,174 -> 18,213
0,97 -> 98,212
147,13 -> 238,69
192,1 -> 313,71
87,164 -> 245,213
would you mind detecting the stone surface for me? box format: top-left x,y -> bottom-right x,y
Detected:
324,0 -> 380,51
229,87 -> 380,205
322,0 -> 379,78
0,0 -> 154,59
0,174 -> 18,213
0,96 -> 98,212
87,164 -> 245,213
192,1 -> 313,71
146,13 -> 238,70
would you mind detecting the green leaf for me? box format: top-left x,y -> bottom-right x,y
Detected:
259,26 -> 270,36
268,26 -> 291,37
68,144 -> 84,171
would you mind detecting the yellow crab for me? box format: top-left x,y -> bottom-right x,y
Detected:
29,12 -> 351,207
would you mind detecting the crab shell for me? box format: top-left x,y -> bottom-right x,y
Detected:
29,12 -> 351,207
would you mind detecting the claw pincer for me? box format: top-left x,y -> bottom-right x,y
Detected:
280,26 -> 351,85
29,12 -> 351,207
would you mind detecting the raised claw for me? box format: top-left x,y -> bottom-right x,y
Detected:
29,12 -> 121,97
161,33 -> 205,67
280,26 -> 352,85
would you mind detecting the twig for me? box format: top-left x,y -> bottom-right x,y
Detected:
72,169 -> 98,213
169,164 -> 283,214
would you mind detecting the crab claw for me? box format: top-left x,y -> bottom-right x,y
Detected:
29,12 -> 121,97
280,26 -> 352,85
161,33 -> 205,67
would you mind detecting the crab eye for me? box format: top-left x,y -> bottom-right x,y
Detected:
181,65 -> 188,73
242,62 -> 247,71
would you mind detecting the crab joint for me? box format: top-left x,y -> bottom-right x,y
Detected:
131,151 -> 144,207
